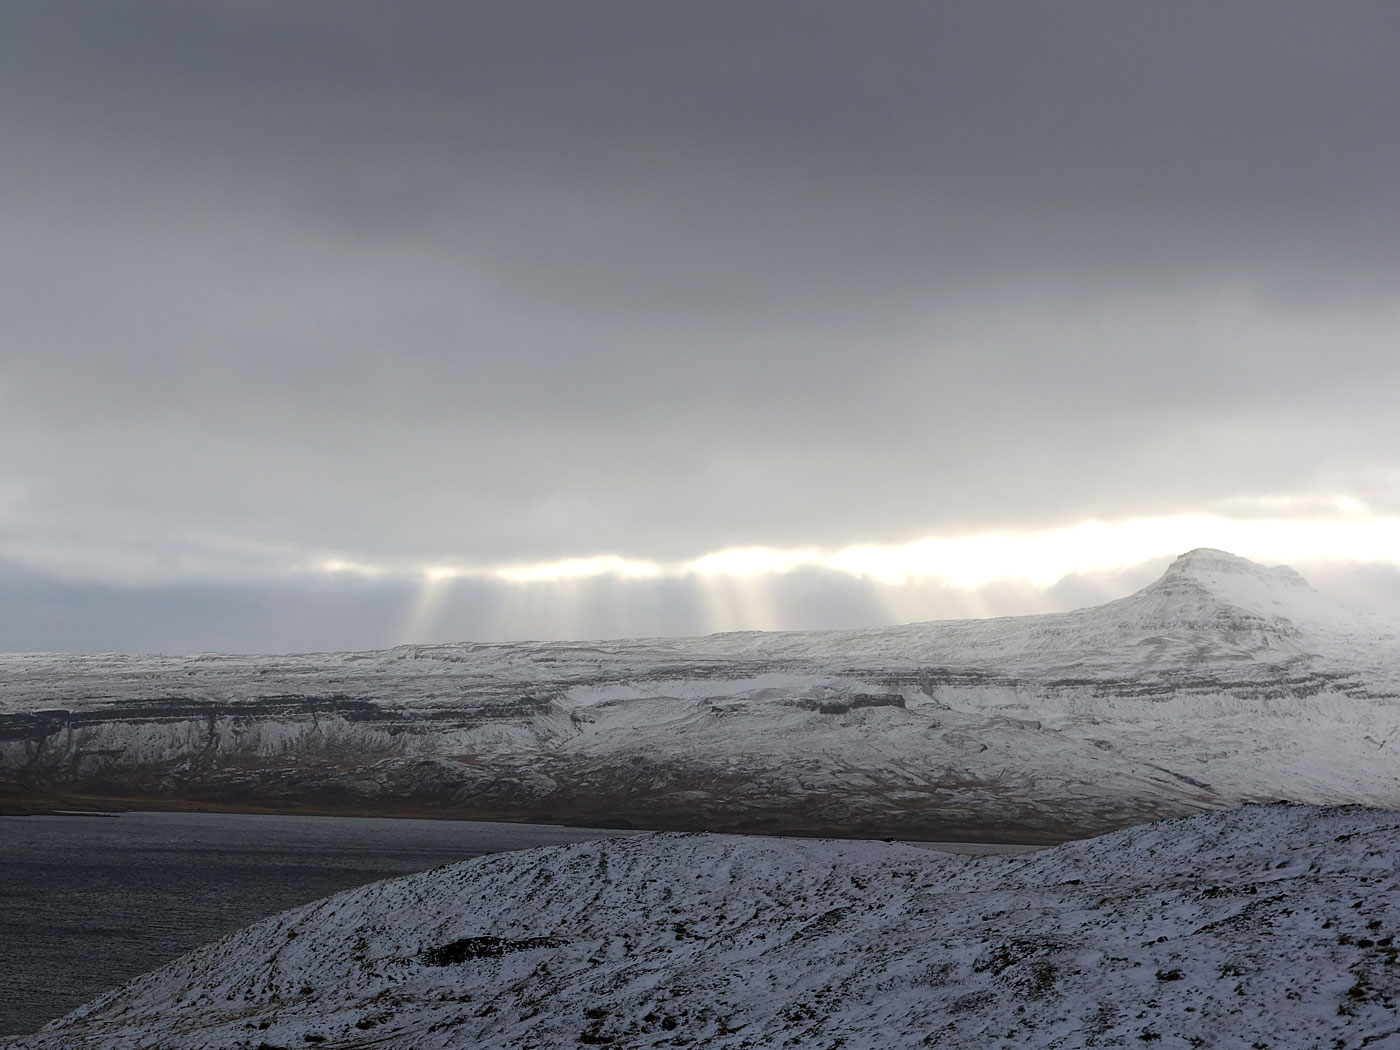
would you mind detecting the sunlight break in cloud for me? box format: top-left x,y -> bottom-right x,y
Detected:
494,555 -> 664,584
821,514 -> 1400,589
333,509 -> 1400,594
356,508 -> 1399,643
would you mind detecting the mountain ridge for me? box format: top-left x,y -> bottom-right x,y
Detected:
1,550 -> 1396,838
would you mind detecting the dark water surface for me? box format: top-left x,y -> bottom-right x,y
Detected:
0,811 -> 629,1035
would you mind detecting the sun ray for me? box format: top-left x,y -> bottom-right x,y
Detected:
395,570 -> 455,645
322,509 -> 1400,643
693,572 -> 786,634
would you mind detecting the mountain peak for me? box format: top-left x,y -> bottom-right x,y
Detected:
1114,548 -> 1341,648
1161,548 -> 1312,590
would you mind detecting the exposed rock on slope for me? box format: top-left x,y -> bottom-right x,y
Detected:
2,550 -> 1397,838
7,804 -> 1398,1049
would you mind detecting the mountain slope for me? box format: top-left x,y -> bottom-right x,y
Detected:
7,804 -> 1398,1049
2,550 -> 1396,838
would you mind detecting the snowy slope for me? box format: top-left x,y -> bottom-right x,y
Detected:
2,550 -> 1397,838
6,803 -> 1397,1049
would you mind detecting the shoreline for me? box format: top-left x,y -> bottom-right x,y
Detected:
0,790 -> 1056,847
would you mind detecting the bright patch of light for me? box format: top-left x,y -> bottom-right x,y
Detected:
422,564 -> 465,582
307,506 -> 1400,639
493,555 -> 664,584
316,509 -> 1400,596
827,517 -> 1230,587
316,557 -> 387,577
827,515 -> 1400,587
686,546 -> 819,578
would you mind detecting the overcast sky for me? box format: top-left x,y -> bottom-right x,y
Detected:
2,2 -> 1398,652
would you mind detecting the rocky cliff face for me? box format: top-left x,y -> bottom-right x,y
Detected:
3,550 -> 1397,839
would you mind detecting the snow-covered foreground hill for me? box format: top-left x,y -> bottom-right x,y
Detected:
2,549 -> 1397,838
7,804 -> 1397,1049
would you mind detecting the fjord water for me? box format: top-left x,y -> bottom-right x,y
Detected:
0,811 -> 628,1035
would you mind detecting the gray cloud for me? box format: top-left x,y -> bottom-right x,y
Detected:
1,3 -> 1397,647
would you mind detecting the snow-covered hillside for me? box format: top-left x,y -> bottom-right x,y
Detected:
6,803 -> 1397,1049
2,549 -> 1397,838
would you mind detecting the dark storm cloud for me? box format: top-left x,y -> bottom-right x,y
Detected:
10,2 -> 1397,289
1,2 -> 1398,649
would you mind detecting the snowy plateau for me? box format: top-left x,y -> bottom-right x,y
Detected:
2,548 -> 1397,839
4,804 -> 1398,1048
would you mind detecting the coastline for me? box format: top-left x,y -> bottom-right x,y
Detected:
0,789 -> 1057,846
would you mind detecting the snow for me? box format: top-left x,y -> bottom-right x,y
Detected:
5,803 -> 1397,1049
2,549 -> 1397,839
3,549 -> 1398,1045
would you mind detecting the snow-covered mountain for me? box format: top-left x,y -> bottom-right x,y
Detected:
6,803 -> 1397,1049
2,549 -> 1397,839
